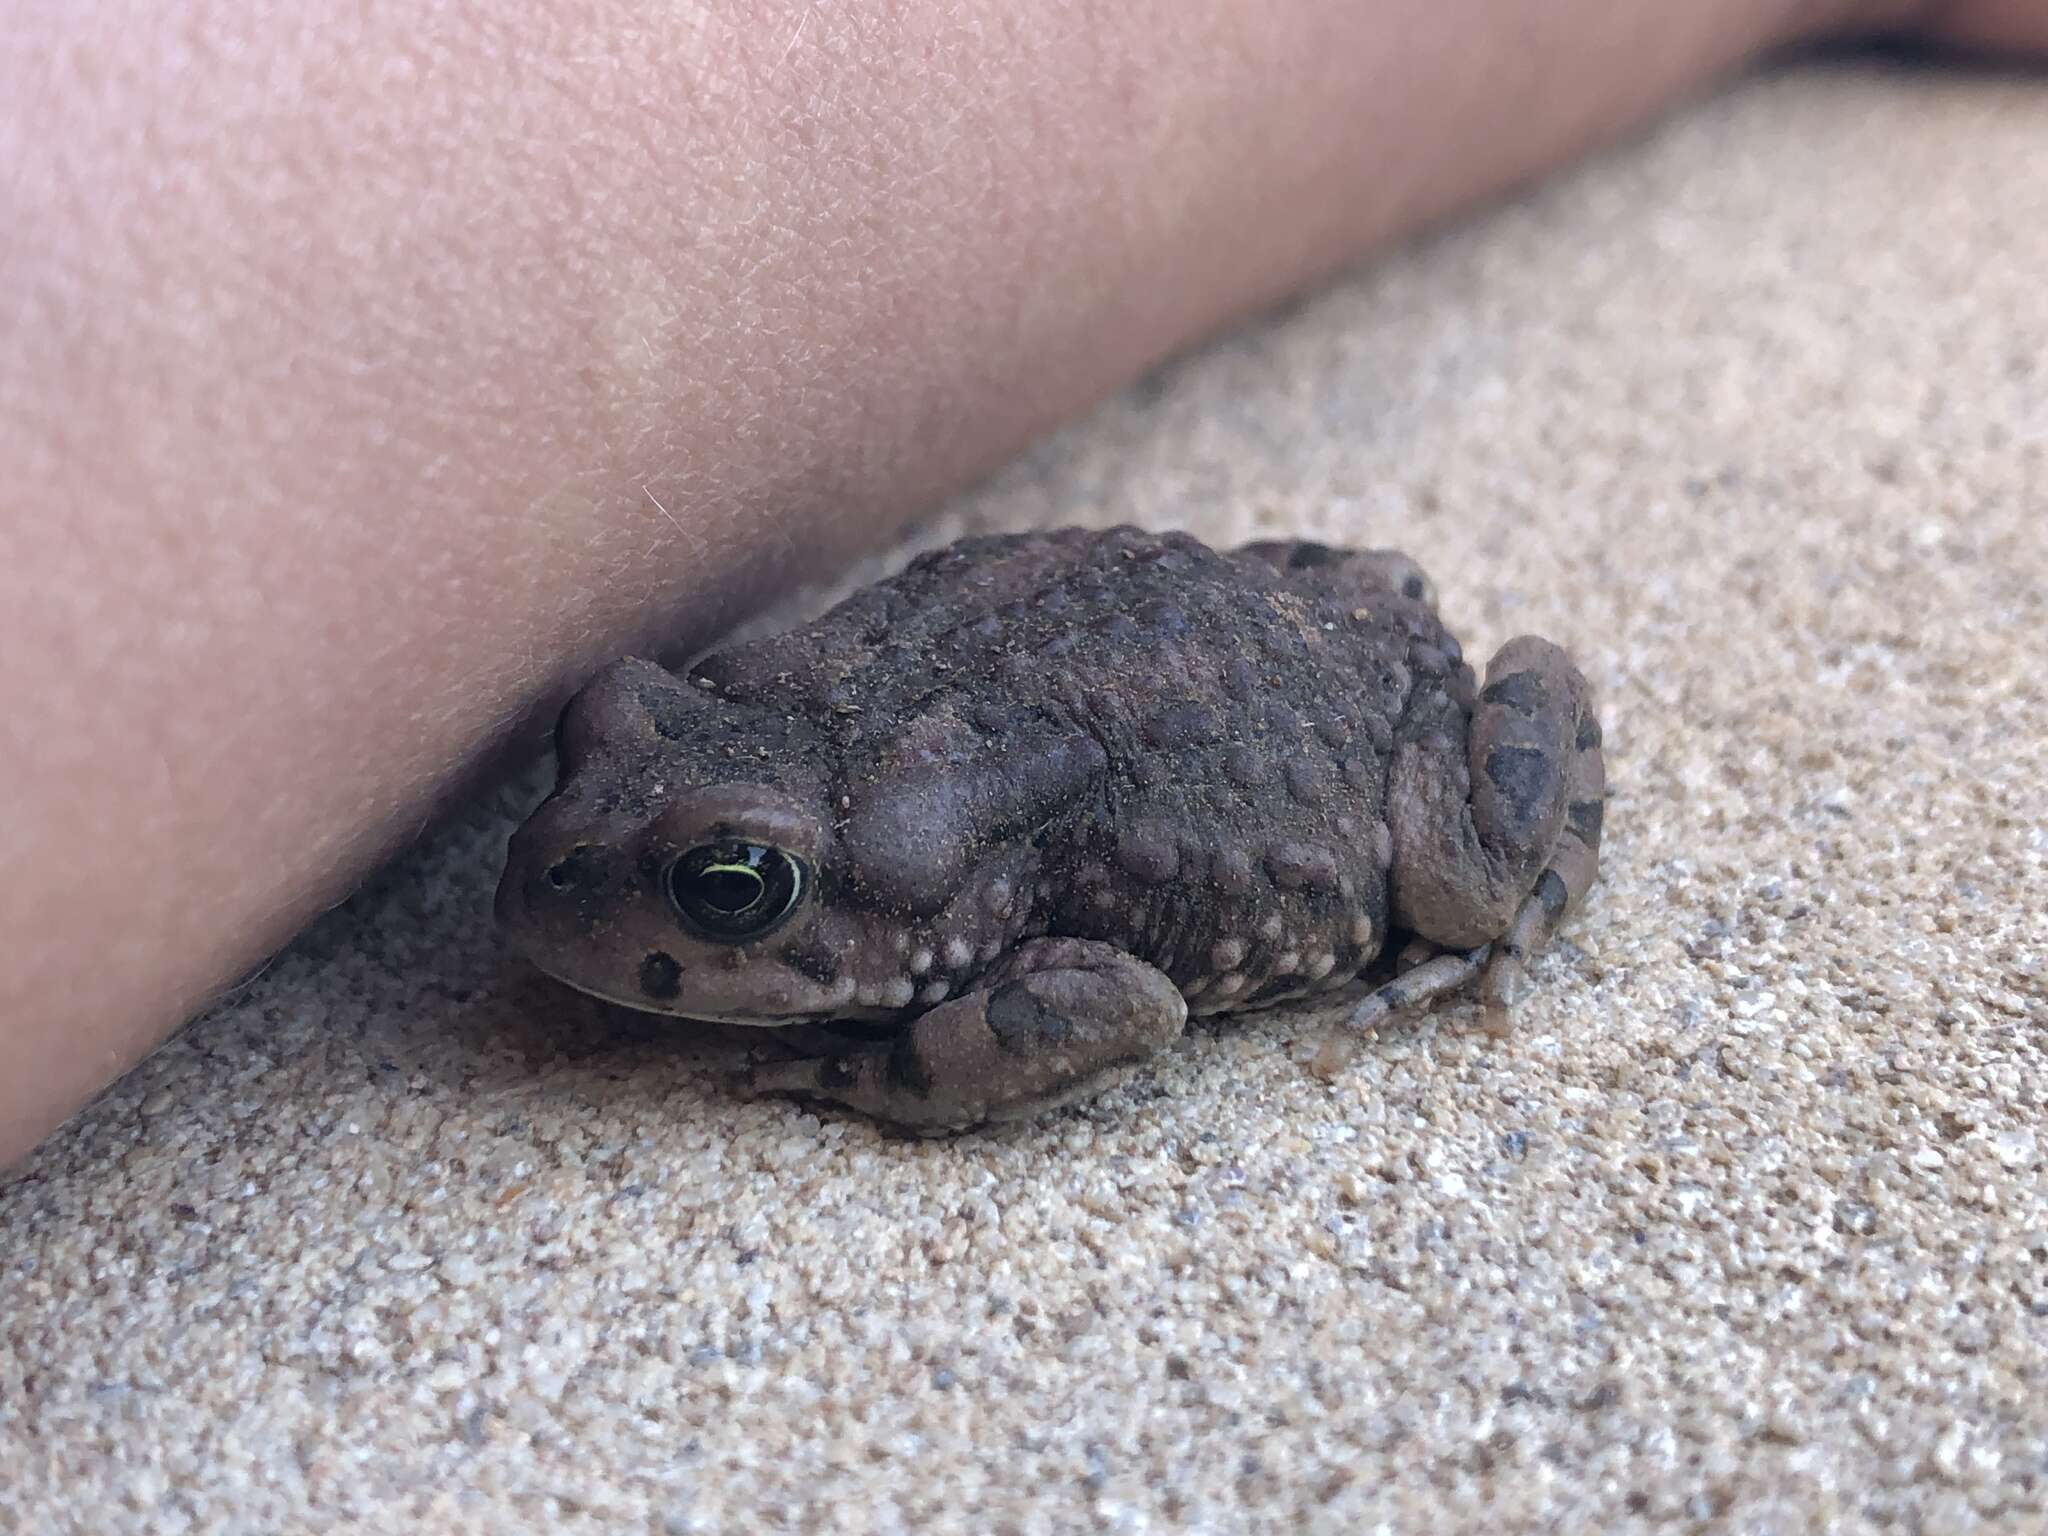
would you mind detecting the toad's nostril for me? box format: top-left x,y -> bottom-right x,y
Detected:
544,845 -> 606,892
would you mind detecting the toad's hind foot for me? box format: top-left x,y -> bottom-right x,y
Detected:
1384,638 -> 1605,1024
1343,945 -> 1490,1035
1340,853 -> 1598,1042
1369,635 -> 1605,1034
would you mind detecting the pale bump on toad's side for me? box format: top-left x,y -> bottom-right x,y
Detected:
498,526 -> 1604,1130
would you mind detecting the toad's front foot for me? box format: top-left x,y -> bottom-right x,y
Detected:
742,938 -> 1188,1132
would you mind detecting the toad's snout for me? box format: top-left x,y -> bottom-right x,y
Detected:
495,801 -> 619,952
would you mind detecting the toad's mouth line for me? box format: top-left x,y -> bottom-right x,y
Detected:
520,958 -> 878,1028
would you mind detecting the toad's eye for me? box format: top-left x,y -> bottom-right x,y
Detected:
666,842 -> 806,941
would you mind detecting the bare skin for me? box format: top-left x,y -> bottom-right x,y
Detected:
1,2 -> 2039,1167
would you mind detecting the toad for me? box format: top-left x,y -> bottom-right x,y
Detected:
498,526 -> 1604,1130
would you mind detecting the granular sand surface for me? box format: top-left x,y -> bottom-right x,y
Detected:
4,61 -> 2045,1534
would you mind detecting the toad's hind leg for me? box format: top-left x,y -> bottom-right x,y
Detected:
1368,636 -> 1604,1030
1478,647 -> 1604,1017
1345,945 -> 1492,1034
741,938 -> 1188,1132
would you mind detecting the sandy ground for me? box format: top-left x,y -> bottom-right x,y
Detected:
4,59 -> 2045,1536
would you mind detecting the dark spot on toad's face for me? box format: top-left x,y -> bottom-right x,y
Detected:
1576,715 -> 1603,753
639,951 -> 682,1000
786,943 -> 841,986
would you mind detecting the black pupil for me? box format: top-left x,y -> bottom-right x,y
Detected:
696,865 -> 763,914
668,842 -> 803,940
